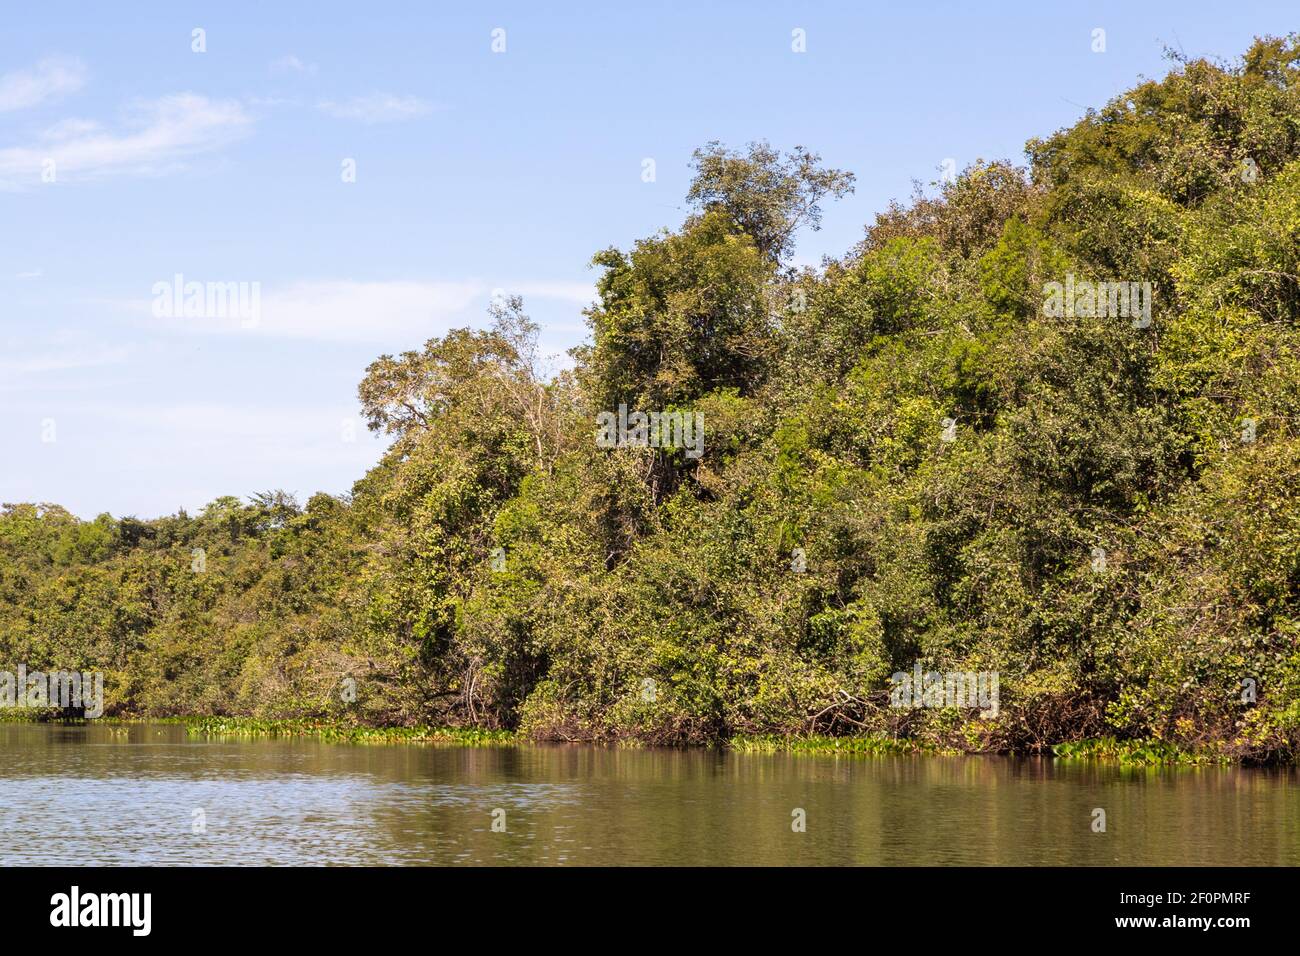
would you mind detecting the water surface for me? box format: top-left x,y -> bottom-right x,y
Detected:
0,722 -> 1295,865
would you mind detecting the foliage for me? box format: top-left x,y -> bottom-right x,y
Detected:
4,38 -> 1300,761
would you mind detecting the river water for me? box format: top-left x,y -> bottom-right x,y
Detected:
0,722 -> 1295,865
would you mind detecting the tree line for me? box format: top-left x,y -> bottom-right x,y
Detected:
3,38 -> 1299,758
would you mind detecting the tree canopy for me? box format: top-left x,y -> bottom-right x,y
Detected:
4,37 -> 1300,760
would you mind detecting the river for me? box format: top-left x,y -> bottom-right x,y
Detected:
0,722 -> 1295,865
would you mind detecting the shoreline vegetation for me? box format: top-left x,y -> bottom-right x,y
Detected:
0,711 -> 1244,764
5,39 -> 1300,766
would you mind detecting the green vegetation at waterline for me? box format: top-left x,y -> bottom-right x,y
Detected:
4,39 -> 1300,762
1051,738 -> 1230,766
0,707 -> 71,723
186,717 -> 515,745
729,733 -> 939,757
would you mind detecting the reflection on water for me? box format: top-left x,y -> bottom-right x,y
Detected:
0,722 -> 1296,865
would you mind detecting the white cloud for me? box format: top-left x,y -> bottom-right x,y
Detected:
317,94 -> 434,123
0,342 -> 130,375
134,278 -> 597,343
259,279 -> 480,341
0,93 -> 251,187
97,402 -> 359,441
247,96 -> 301,110
0,57 -> 87,112
270,54 -> 317,76
81,401 -> 388,482
140,279 -> 480,343
507,280 -> 597,306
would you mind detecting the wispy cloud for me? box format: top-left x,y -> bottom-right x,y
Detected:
248,96 -> 301,110
259,279 -> 479,341
138,279 -> 480,343
316,94 -> 435,123
0,93 -> 252,187
139,278 -> 596,343
270,54 -> 317,76
85,401 -> 387,477
96,401 -> 363,443
0,57 -> 87,112
507,281 -> 598,306
0,338 -> 131,375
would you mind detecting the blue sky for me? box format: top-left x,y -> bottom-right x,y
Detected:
2,1 -> 1294,519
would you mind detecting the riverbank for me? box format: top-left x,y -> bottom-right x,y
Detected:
178,718 -> 1255,764
185,717 -> 515,746
0,709 -> 1272,764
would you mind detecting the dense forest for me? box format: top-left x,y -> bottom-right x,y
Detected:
4,39 -> 1300,759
